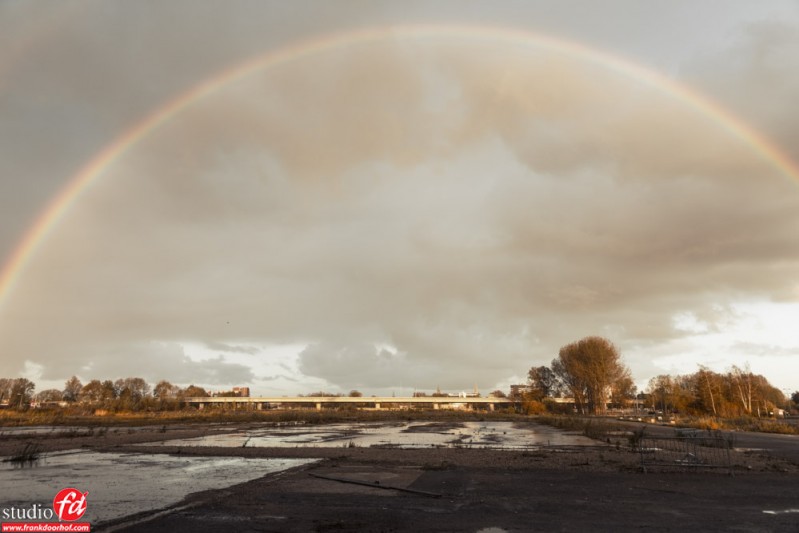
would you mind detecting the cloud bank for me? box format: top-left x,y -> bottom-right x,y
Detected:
2,29 -> 798,393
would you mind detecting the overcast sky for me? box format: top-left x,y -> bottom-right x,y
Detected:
1,1 -> 798,396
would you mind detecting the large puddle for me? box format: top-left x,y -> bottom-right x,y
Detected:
153,421 -> 597,449
0,450 -> 315,526
0,421 -> 594,526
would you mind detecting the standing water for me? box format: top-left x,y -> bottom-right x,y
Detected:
0,449 -> 315,526
151,421 -> 597,449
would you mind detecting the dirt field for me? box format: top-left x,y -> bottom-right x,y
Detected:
3,422 -> 798,532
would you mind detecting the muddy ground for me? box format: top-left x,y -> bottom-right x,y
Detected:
3,423 -> 798,532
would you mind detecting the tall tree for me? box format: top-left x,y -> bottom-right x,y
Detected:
35,389 -> 63,402
63,376 -> 83,402
551,355 -> 588,414
80,379 -> 118,403
611,374 -> 637,408
9,378 -> 35,410
114,377 -> 150,409
695,366 -> 720,416
729,365 -> 754,415
100,380 -> 117,401
0,378 -> 13,403
527,366 -> 561,400
552,336 -> 630,414
80,380 -> 104,403
153,380 -> 180,400
114,377 -> 150,401
647,374 -> 691,413
181,385 -> 209,398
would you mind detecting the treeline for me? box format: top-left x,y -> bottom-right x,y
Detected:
298,390 -> 363,397
645,366 -> 790,417
524,337 -> 795,418
0,376 -> 215,412
2,335 -> 796,418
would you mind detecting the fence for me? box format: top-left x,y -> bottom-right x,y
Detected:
638,428 -> 734,475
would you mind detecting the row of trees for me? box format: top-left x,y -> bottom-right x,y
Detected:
646,365 -> 788,417
0,378 -> 36,410
3,337 -> 795,417
297,390 -> 363,397
524,336 -> 794,418
0,376 -> 210,411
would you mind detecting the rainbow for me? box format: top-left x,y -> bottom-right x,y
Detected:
1,23 -> 798,311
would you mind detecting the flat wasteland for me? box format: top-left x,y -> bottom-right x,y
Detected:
2,414 -> 798,532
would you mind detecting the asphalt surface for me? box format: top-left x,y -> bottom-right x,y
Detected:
612,419 -> 799,464
105,460 -> 799,533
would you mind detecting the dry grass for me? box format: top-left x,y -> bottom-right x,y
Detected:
534,412 -> 799,438
3,407 -> 795,437
679,416 -> 799,435
0,407 -> 525,428
2,441 -> 42,465
535,414 -> 618,438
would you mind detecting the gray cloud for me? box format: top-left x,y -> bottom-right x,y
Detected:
72,342 -> 255,386
261,374 -> 299,383
206,342 -> 261,355
683,19 -> 799,163
2,4 -> 799,393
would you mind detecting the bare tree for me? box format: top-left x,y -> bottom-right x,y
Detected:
696,366 -> 719,416
730,364 -> 754,415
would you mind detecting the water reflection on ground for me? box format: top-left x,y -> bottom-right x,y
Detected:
155,421 -> 596,449
0,425 -> 180,437
0,450 -> 315,525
